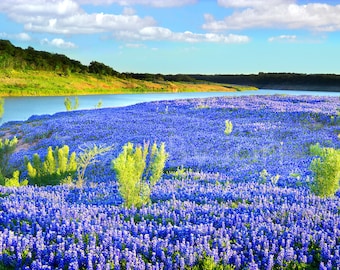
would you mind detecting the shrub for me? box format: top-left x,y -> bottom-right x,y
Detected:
25,145 -> 77,186
309,143 -> 323,156
192,252 -> 235,270
76,144 -> 113,187
0,136 -> 28,187
64,97 -> 79,111
112,142 -> 168,208
224,120 -> 233,135
310,146 -> 340,197
95,100 -> 103,109
0,170 -> 28,187
0,137 -> 18,177
0,98 -> 4,119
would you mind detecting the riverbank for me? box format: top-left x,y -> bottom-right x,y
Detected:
0,69 -> 257,97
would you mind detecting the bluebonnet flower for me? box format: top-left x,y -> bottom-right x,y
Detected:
0,95 -> 340,269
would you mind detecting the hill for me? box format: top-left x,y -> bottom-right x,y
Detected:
0,40 -> 255,96
2,39 -> 339,95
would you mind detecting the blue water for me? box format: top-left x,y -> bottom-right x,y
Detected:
1,89 -> 339,124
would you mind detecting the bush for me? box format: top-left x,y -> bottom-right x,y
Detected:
0,170 -> 28,187
76,144 -> 113,187
310,146 -> 340,197
25,145 -> 77,186
0,136 -> 28,187
224,120 -> 233,135
0,98 -> 4,119
64,97 -> 79,111
112,142 -> 168,208
0,137 -> 18,177
309,143 -> 323,156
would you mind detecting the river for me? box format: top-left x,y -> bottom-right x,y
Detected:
1,89 -> 339,124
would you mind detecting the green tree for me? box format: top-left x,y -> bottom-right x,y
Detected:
310,147 -> 340,197
112,142 -> 168,208
25,145 -> 77,186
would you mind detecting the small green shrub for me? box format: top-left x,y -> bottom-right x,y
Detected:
309,143 -> 323,156
112,142 -> 168,208
76,144 -> 113,187
95,100 -> 103,108
0,171 -> 28,187
168,166 -> 192,180
310,146 -> 340,197
0,137 -> 18,177
64,97 -> 79,111
224,120 -> 233,135
192,252 -> 235,270
259,169 -> 269,184
0,98 -> 4,119
25,145 -> 77,186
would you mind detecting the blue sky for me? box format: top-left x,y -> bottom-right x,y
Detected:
0,0 -> 339,74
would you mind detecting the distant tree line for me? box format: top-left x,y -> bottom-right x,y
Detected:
121,73 -> 196,83
122,72 -> 340,91
189,73 -> 340,91
0,39 -> 118,77
1,39 -> 340,90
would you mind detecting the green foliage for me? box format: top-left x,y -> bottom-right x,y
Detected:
25,145 -> 77,186
0,170 -> 28,187
64,97 -> 79,111
147,142 -> 168,187
310,146 -> 340,197
76,144 -> 113,187
309,143 -> 323,156
191,253 -> 235,270
0,98 -> 4,119
168,166 -> 192,180
259,169 -> 269,184
0,39 -> 88,73
112,142 -> 168,208
89,61 -> 118,76
95,100 -> 103,109
0,136 -> 18,177
259,169 -> 280,185
224,120 -> 233,135
0,136 -> 26,187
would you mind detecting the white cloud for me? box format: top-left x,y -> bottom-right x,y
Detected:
115,26 -> 250,44
0,32 -> 32,41
204,0 -> 340,32
41,38 -> 77,48
268,35 -> 297,42
24,12 -> 156,34
0,0 -> 156,34
74,0 -> 197,8
0,0 -> 247,44
125,43 -> 145,48
217,0 -> 293,9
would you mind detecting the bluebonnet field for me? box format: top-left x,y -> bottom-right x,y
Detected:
0,95 -> 339,269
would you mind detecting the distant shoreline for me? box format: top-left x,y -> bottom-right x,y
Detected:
253,85 -> 340,92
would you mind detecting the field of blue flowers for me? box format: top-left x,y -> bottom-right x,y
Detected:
0,95 -> 340,269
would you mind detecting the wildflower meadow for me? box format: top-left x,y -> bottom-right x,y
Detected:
0,94 -> 339,269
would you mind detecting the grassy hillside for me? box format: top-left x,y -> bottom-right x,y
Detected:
0,69 -> 257,97
0,39 -> 256,96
